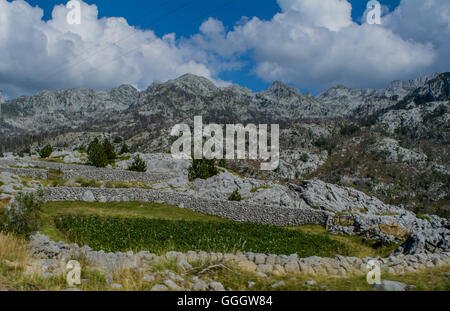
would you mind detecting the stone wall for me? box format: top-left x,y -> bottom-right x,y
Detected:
0,167 -> 49,179
44,187 -> 330,227
29,233 -> 450,276
0,161 -> 175,183
61,169 -> 174,183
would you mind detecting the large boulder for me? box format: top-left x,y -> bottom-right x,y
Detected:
293,179 -> 404,215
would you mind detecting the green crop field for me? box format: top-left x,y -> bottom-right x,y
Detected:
42,201 -> 396,258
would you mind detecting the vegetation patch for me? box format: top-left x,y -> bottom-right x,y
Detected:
228,189 -> 242,201
53,215 -> 351,257
250,185 -> 272,193
0,232 -> 448,291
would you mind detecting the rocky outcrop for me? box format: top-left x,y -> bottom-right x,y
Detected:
292,179 -> 404,215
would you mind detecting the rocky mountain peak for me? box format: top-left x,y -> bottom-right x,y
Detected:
167,73 -> 218,94
265,81 -> 303,99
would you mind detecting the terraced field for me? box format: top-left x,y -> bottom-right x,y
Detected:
42,201 -> 396,258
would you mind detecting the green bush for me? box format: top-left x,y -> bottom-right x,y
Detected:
188,158 -> 219,181
48,168 -> 63,180
218,158 -> 227,168
102,139 -> 116,162
87,138 -> 108,168
119,143 -> 130,155
76,178 -> 102,188
39,145 -> 53,158
228,189 -> 242,201
314,136 -> 338,154
300,153 -> 309,162
128,155 -> 147,172
3,190 -> 44,237
340,123 -> 360,136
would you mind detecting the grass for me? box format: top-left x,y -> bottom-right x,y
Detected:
200,262 -> 450,291
0,232 -> 448,291
42,202 -> 396,258
0,198 -> 10,209
250,186 -> 272,193
75,178 -> 102,188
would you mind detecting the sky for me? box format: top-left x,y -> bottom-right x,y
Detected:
0,0 -> 448,100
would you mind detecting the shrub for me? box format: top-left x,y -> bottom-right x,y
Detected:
423,104 -> 447,123
48,168 -> 63,180
188,158 -> 219,181
18,147 -> 31,157
119,143 -> 130,155
2,190 -> 44,237
128,155 -> 147,172
228,189 -> 242,201
87,138 -> 108,168
102,139 -> 117,163
340,123 -> 360,136
314,136 -> 338,155
218,158 -> 227,168
39,145 -> 53,158
300,153 -> 309,162
76,178 -> 102,188
0,207 -> 7,229
359,115 -> 378,127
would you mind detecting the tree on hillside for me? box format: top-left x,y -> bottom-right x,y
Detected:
128,155 -> 147,172
188,158 -> 219,181
102,138 -> 117,162
39,144 -> 53,158
87,138 -> 108,168
119,143 -> 129,155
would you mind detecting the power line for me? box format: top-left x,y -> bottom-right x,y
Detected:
51,0 -> 238,86
37,0 -> 196,85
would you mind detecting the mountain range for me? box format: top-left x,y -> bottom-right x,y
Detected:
1,72 -> 448,138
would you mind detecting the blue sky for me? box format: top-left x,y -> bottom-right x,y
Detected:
19,0 -> 401,92
0,0 -> 447,99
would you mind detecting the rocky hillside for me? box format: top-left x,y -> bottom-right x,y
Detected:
0,72 -> 448,217
1,72 -> 448,135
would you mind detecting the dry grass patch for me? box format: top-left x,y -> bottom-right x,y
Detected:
0,198 -> 11,209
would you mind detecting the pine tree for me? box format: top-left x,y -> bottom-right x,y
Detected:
119,143 -> 130,155
188,158 -> 219,181
228,189 -> 242,201
128,155 -> 147,172
39,144 -> 53,158
102,138 -> 117,163
87,138 -> 108,168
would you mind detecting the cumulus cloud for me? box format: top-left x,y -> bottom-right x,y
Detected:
191,0 -> 447,92
0,0 -> 449,99
0,0 -> 219,98
384,0 -> 450,74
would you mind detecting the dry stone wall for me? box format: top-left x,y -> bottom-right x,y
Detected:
29,233 -> 450,276
44,187 -> 330,226
0,163 -> 175,183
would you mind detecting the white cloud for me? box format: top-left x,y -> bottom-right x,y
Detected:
384,0 -> 450,73
0,0 -> 448,99
191,0 -> 447,92
0,0 -> 219,98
